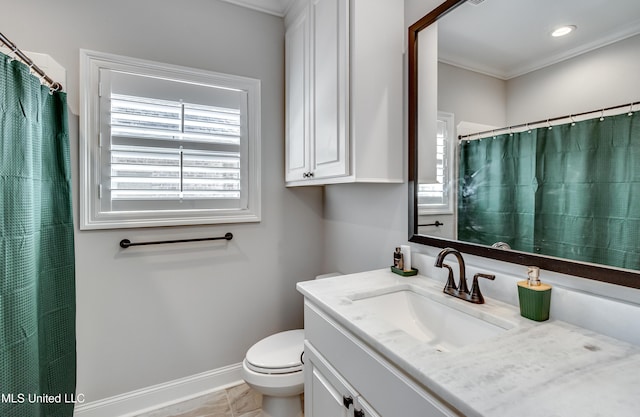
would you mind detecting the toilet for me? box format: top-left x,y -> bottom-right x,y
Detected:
242,329 -> 305,417
242,273 -> 341,417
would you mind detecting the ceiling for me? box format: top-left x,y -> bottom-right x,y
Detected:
222,0 -> 640,80
438,0 -> 640,79
218,0 -> 295,16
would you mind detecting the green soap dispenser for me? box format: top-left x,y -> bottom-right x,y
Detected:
517,266 -> 552,321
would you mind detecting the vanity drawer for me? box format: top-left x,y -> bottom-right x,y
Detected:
304,301 -> 461,417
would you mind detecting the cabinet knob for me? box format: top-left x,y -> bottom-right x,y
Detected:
354,409 -> 365,417
343,395 -> 354,409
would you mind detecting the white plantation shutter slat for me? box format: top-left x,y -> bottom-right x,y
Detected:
109,94 -> 242,204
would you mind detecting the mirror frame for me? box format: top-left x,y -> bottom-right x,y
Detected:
407,0 -> 640,290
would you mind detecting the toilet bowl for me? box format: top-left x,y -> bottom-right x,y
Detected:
242,329 -> 305,417
242,273 -> 341,417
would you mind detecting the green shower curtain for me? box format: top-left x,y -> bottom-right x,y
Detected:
1,53 -> 76,416
459,112 -> 640,270
458,130 -> 537,253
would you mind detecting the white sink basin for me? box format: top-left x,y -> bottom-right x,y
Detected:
350,287 -> 515,352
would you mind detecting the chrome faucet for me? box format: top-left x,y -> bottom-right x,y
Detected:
434,248 -> 495,304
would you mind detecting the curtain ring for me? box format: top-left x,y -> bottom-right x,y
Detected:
47,82 -> 62,95
48,81 -> 62,95
600,109 -> 605,121
7,46 -> 18,62
27,62 -> 37,78
628,103 -> 634,116
547,119 -> 553,130
570,115 -> 576,126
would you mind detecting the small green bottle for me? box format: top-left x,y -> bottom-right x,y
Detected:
517,266 -> 552,321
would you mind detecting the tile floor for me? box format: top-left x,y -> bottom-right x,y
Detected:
133,383 -> 262,417
133,382 -> 304,417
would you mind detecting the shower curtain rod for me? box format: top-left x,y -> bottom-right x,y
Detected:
0,31 -> 63,92
458,100 -> 640,140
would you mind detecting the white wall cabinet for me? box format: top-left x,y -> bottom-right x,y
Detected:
304,301 -> 459,417
285,4 -> 312,182
284,0 -> 404,186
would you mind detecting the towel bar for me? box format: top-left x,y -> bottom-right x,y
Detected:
119,233 -> 233,249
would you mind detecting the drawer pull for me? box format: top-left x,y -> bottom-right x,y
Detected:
343,395 -> 354,409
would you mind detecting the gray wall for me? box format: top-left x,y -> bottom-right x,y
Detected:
1,0 -> 324,402
322,183 -> 408,274
438,62 -> 507,128
506,34 -> 640,124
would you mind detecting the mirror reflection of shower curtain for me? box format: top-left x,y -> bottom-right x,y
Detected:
0,52 -> 76,416
459,112 -> 640,270
459,131 -> 536,254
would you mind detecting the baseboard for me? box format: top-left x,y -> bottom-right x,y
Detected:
74,363 -> 243,417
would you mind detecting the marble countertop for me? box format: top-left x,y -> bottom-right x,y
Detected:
297,269 -> 640,417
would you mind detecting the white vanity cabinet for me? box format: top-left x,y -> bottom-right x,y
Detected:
284,0 -> 404,186
303,301 -> 459,417
305,343 -> 380,417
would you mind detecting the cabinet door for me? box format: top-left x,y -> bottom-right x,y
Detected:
305,342 -> 355,417
285,4 -> 311,182
310,0 -> 349,179
355,396 -> 382,417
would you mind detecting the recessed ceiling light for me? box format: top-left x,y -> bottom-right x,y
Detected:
552,25 -> 577,37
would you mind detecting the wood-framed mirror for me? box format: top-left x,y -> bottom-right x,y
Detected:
408,0 -> 640,289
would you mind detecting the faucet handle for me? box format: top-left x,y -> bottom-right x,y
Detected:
469,273 -> 495,304
441,263 -> 457,294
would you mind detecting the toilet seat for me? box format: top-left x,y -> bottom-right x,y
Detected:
245,329 -> 304,374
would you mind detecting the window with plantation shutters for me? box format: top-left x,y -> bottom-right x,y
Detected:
80,50 -> 261,229
108,94 -> 242,206
418,112 -> 454,215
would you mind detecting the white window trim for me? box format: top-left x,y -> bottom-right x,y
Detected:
79,49 -> 261,230
418,111 -> 455,215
